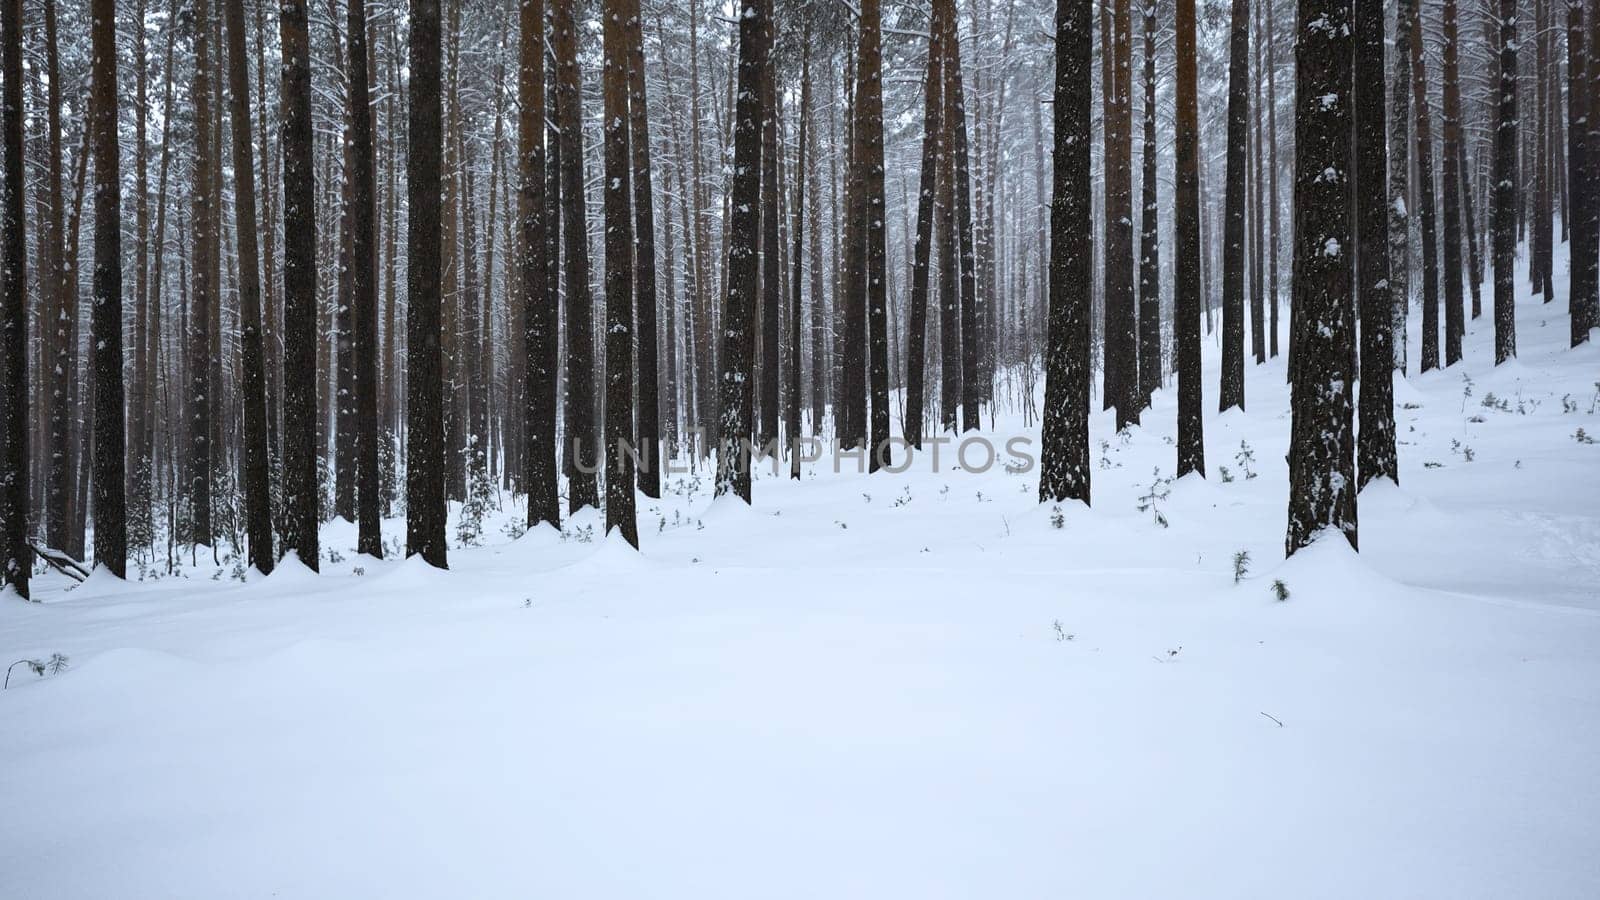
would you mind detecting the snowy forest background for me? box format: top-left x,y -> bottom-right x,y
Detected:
2,0 -> 1599,894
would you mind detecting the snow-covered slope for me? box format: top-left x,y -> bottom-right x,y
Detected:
3,279 -> 1598,898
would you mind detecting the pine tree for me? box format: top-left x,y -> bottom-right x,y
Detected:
904,5 -> 944,450
861,0 -> 890,466
1137,3 -> 1160,406
1039,0 -> 1092,506
1219,0 -> 1248,413
1389,0 -> 1414,371
553,0 -> 599,511
405,0 -> 447,567
1287,0 -> 1357,554
1174,0 -> 1204,477
1441,0 -> 1466,366
348,0 -> 381,557
520,0 -> 557,529
88,0 -> 123,573
1103,0 -> 1137,430
788,24 -> 810,478
1355,0 -> 1396,488
1410,8 -> 1442,374
1491,0 -> 1517,362
1568,0 -> 1595,347
624,0 -> 660,498
602,0 -> 638,547
714,0 -> 767,502
1,0 -> 29,597
222,0 -> 273,573
191,0 -> 217,549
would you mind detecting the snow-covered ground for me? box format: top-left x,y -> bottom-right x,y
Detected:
4,272 -> 1599,898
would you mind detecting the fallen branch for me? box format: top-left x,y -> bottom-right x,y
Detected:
1260,711 -> 1284,728
28,542 -> 90,582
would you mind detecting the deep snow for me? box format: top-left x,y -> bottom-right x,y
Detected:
3,269 -> 1599,898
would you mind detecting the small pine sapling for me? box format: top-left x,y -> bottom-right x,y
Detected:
1136,468 -> 1173,527
1233,550 -> 1251,583
1270,579 -> 1290,602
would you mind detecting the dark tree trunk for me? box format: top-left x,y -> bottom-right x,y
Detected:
1390,0 -> 1413,371
404,0 -> 446,566
1287,0 -> 1357,554
944,3 -> 980,432
2,0 -> 30,596
602,0 -> 638,546
1039,0 -> 1092,506
280,0 -> 320,569
554,0 -> 599,511
1569,0 -> 1596,346
88,0 -> 124,573
1174,0 -> 1204,477
714,0 -> 767,501
1492,0 -> 1517,362
1104,0 -> 1137,430
1441,0 -> 1465,367
1410,9 -> 1442,374
191,0 -> 217,549
223,0 -> 274,574
624,0 -> 659,498
347,0 -> 380,556
1137,1 -> 1160,405
1219,0 -> 1249,412
788,28 -> 810,478
1355,0 -> 1396,488
861,0 -> 890,467
759,24 -> 781,454
905,7 -> 943,451
520,0 -> 557,528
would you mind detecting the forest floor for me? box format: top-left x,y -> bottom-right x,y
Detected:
4,268 -> 1600,898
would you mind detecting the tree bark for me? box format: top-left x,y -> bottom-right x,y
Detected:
1219,0 -> 1249,412
1355,0 -> 1396,488
1174,0 -> 1204,477
1287,0 -> 1357,554
223,0 -> 275,573
1040,0 -> 1092,506
404,0 -> 446,566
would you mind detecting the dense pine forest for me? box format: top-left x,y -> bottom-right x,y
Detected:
0,0 -> 1595,588
2,0 -> 1600,893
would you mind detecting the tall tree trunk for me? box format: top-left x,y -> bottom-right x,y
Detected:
788,26 -> 810,477
602,0 -> 638,546
1355,0 -> 1396,488
346,0 -> 380,556
1568,0 -> 1595,346
1104,0 -> 1136,430
1,0 -> 29,596
861,0 -> 890,466
1410,8 -> 1442,373
223,0 -> 274,574
1287,0 -> 1357,554
1137,2 -> 1160,405
191,0 -> 217,549
944,2 -> 980,432
1441,0 -> 1466,366
905,6 -> 944,450
1390,0 -> 1413,371
759,23 -> 781,453
553,0 -> 599,511
1040,0 -> 1092,505
281,0 -> 320,569
714,0 -> 767,501
1219,0 -> 1249,411
405,0 -> 446,566
1492,0 -> 1518,362
1174,0 -> 1204,477
623,0 -> 659,498
520,0 -> 556,528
